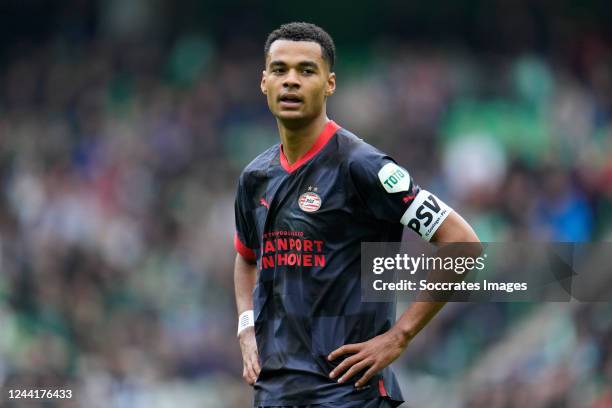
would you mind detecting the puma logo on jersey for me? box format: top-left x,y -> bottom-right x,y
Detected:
402,193 -> 416,204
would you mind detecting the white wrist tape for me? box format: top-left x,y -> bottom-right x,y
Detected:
237,310 -> 254,336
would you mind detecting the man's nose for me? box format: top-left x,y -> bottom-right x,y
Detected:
283,69 -> 300,88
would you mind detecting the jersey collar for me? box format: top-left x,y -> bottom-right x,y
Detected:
279,120 -> 341,174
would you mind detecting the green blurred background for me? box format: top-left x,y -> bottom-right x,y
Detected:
0,1 -> 611,407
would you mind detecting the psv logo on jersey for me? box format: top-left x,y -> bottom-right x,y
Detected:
298,186 -> 322,212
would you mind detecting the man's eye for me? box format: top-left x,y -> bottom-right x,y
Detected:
302,69 -> 314,74
272,68 -> 284,74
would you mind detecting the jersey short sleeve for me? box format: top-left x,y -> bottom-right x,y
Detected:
348,147 -> 452,241
349,149 -> 421,224
234,175 -> 257,262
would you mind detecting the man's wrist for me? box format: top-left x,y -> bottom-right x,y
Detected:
388,324 -> 414,348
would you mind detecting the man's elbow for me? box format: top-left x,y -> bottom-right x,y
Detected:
432,212 -> 482,256
460,228 -> 481,244
447,228 -> 482,258
433,212 -> 479,242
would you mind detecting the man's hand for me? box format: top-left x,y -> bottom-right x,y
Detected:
239,326 -> 261,385
328,329 -> 408,388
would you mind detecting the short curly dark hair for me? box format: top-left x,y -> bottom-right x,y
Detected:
264,22 -> 336,70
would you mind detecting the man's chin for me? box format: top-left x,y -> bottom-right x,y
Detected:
274,111 -> 310,126
276,109 -> 304,118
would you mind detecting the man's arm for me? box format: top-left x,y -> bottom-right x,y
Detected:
391,211 -> 481,342
328,211 -> 480,387
234,253 -> 261,385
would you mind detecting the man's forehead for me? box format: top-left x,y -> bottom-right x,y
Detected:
267,40 -> 324,64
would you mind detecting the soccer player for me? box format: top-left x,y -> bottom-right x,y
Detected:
234,22 -> 480,408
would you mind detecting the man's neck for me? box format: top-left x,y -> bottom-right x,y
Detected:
278,114 -> 329,165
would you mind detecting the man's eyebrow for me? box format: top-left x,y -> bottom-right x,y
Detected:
268,60 -> 320,69
298,61 -> 319,69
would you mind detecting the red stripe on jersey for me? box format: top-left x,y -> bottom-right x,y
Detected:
234,233 -> 256,262
378,378 -> 388,397
280,120 -> 340,174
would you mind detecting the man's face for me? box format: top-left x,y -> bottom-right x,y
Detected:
261,40 -> 335,126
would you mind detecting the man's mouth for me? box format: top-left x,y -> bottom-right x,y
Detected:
278,94 -> 303,108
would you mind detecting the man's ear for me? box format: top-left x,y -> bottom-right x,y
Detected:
325,72 -> 336,96
261,70 -> 267,95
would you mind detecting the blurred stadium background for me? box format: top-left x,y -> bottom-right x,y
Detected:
1,1 -> 611,407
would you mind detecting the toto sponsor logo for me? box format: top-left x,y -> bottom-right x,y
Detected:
298,192 -> 322,212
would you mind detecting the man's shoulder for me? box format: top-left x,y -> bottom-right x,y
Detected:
336,127 -> 390,167
239,143 -> 280,182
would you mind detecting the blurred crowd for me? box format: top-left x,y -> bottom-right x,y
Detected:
1,2 -> 612,407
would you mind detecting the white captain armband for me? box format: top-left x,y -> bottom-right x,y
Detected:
400,190 -> 453,241
237,310 -> 254,336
